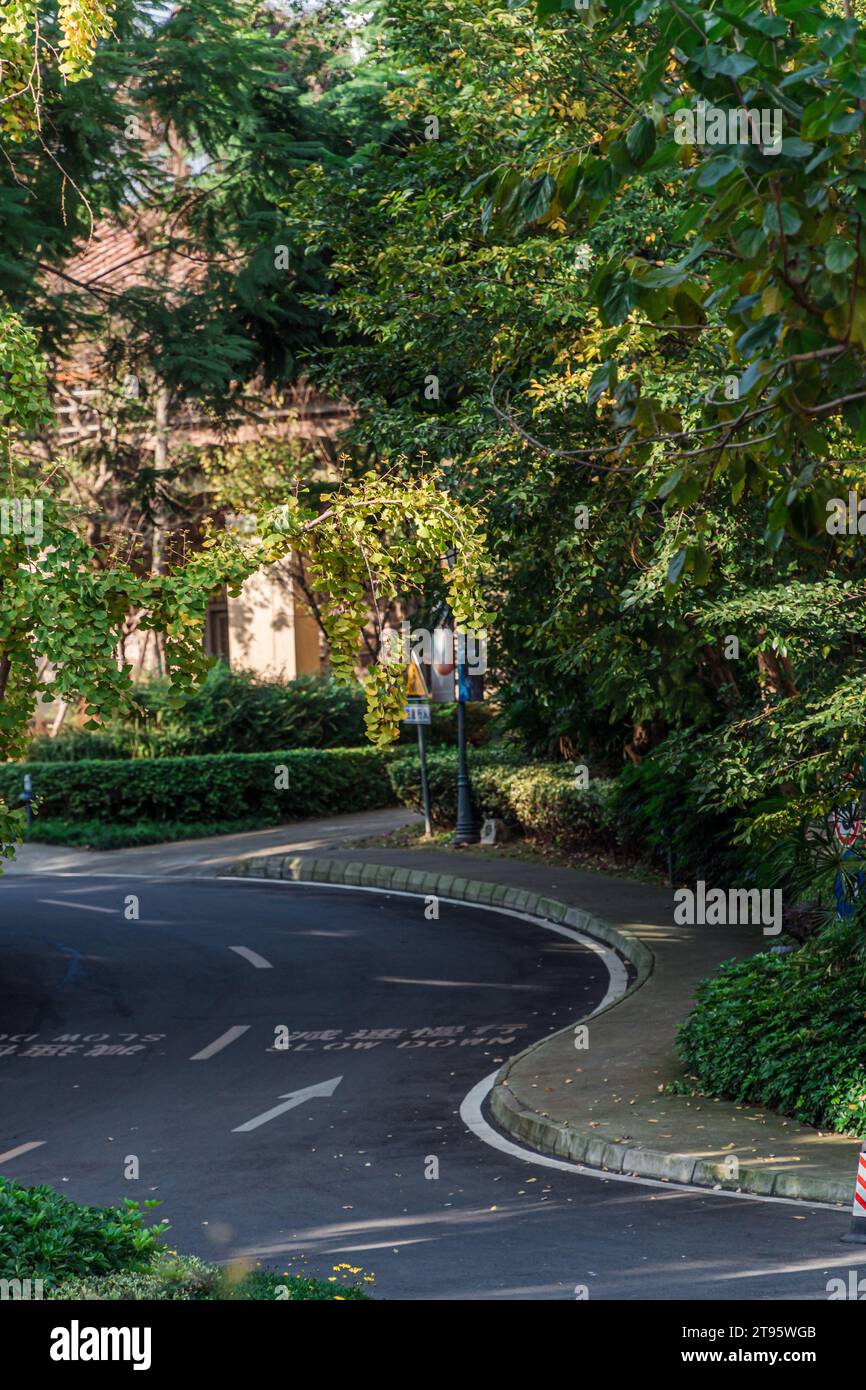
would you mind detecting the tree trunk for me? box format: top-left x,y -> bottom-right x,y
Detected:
624,717 -> 668,765
148,383 -> 171,677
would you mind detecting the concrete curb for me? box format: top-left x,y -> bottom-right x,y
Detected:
226,852 -> 851,1208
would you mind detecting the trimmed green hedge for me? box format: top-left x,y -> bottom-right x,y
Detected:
387,748 -> 617,847
387,747 -> 521,827
505,766 -> 618,846
677,935 -> 866,1136
0,747 -> 393,826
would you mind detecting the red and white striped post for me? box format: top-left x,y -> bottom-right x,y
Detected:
842,1141 -> 866,1243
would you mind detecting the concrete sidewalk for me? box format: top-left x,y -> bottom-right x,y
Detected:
0,808 -> 415,878
227,843 -> 861,1207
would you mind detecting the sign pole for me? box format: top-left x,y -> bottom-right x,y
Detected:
20,772 -> 33,838
434,553 -> 481,846
417,720 -> 432,838
403,653 -> 433,836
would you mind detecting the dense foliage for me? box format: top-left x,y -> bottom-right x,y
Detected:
29,669 -> 370,758
0,1173 -> 371,1299
0,2 -> 490,866
287,0 -> 866,924
678,927 -> 866,1135
0,1177 -> 162,1283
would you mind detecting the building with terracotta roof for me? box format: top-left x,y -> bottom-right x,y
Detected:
37,215 -> 353,693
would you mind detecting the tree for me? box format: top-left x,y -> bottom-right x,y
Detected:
287,0 -> 866,911
0,4 -> 490,863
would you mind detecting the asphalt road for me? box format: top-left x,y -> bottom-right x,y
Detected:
0,874 -> 860,1301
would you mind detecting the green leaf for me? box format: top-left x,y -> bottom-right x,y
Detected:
830,111 -> 864,135
818,19 -> 858,58
736,316 -> 781,356
695,155 -> 740,188
736,224 -> 766,258
666,548 -> 688,586
626,116 -> 656,167
762,201 -> 802,237
708,49 -> 757,80
601,277 -> 636,325
657,466 -> 684,500
521,173 -> 556,223
587,361 -> 617,406
691,543 -> 712,585
737,357 -> 767,397
779,137 -> 814,159
825,239 -> 858,273
804,145 -> 832,175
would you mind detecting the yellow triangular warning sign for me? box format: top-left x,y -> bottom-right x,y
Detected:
406,656 -> 429,698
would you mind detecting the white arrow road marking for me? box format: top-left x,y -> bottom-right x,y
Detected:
229,946 -> 273,969
190,1026 -> 251,1061
38,899 -> 119,914
233,1076 -> 343,1133
0,1140 -> 45,1165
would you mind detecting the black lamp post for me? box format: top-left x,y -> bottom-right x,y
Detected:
441,547 -> 478,846
454,696 -> 478,845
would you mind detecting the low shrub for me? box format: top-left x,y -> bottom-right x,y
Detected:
47,1255 -> 373,1301
506,767 -> 619,847
30,677 -> 497,761
29,669 -> 369,759
387,748 -> 617,846
0,747 -> 393,827
0,1175 -> 374,1300
387,747 -> 522,827
677,929 -> 866,1135
27,730 -> 134,762
241,1270 -> 373,1300
48,1254 -> 222,1301
0,1178 -> 164,1284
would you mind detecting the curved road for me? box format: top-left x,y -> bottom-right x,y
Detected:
0,874 -> 857,1300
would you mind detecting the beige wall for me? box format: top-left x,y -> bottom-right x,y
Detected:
227,563 -> 321,680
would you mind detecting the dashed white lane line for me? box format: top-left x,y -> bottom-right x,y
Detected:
0,1141 -> 45,1165
228,946 -> 273,970
43,883 -> 131,895
37,898 -> 119,915
190,1026 -> 251,1061
216,877 -> 630,1009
